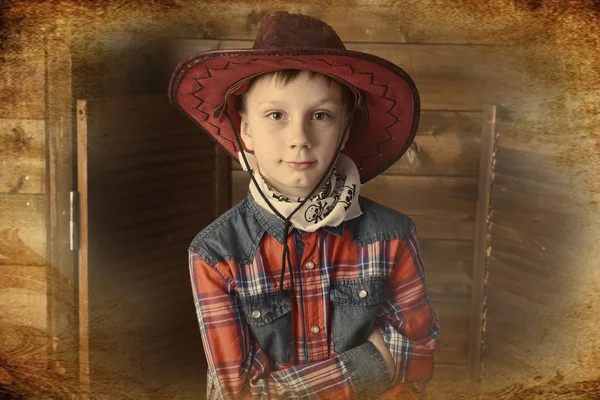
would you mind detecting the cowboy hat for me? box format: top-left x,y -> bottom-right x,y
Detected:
168,11 -> 420,184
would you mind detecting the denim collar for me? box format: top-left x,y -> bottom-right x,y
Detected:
246,192 -> 345,243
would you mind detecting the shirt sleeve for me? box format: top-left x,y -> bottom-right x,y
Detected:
189,252 -> 391,400
375,222 -> 441,398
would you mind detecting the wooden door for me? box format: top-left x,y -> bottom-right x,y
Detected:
76,94 -> 228,399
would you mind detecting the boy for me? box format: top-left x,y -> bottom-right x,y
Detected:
169,11 -> 440,399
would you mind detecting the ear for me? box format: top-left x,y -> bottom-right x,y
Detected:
239,113 -> 254,152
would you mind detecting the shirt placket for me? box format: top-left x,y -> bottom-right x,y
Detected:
296,230 -> 328,362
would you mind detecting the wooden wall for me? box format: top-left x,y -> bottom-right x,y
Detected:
480,123 -> 596,391
0,35 -> 55,396
2,3 -> 595,398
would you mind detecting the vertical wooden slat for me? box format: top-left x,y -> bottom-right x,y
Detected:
76,100 -> 90,397
468,105 -> 496,380
45,22 -> 77,384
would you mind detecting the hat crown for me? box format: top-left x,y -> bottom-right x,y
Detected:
252,12 -> 346,50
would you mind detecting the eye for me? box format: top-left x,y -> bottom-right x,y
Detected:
313,112 -> 331,121
267,111 -> 284,120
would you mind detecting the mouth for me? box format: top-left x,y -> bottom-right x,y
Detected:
285,161 -> 316,171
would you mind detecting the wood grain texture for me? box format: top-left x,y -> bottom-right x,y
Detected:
432,302 -> 470,366
361,175 -> 478,214
0,38 -> 45,119
46,27 -> 78,386
469,105 -> 495,379
0,266 -> 49,385
492,172 -> 591,215
420,239 -> 473,297
0,119 -> 46,194
0,195 -> 47,265
494,146 -> 573,187
485,257 -> 559,307
79,94 -> 215,396
488,222 -> 571,268
76,99 -> 90,392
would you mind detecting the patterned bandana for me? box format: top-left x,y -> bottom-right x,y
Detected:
237,151 -> 363,232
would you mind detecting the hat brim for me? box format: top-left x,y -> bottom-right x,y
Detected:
168,48 -> 420,184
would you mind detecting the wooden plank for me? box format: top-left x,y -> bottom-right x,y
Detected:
100,226 -> 203,264
0,119 -> 46,194
361,175 -> 477,239
361,175 -> 478,215
486,257 -> 560,307
420,239 -> 473,297
96,145 -> 214,171
492,172 -> 592,214
82,99 -> 198,134
488,222 -> 571,268
469,105 -> 495,380
46,26 -> 78,386
490,207 -> 579,243
0,37 -> 45,119
432,302 -> 470,365
485,281 -> 550,317
92,160 -> 216,188
430,292 -> 471,305
484,285 -> 552,351
0,266 -> 48,368
76,100 -> 90,393
0,195 -> 47,266
99,194 -> 217,233
489,216 -> 579,264
494,146 -> 573,187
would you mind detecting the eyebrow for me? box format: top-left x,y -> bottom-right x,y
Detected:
258,99 -> 341,107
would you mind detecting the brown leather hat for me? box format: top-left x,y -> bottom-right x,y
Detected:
169,11 -> 420,183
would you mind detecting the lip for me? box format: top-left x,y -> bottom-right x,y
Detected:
285,161 -> 316,171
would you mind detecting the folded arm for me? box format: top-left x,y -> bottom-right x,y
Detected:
375,225 -> 441,397
189,252 -> 390,400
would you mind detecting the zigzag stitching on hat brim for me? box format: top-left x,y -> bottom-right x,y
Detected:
170,52 -> 419,182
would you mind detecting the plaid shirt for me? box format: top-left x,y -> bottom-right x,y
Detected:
188,194 -> 440,399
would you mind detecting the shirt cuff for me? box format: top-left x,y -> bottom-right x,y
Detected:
340,340 -> 392,393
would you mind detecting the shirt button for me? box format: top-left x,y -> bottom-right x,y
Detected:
359,290 -> 368,299
311,325 -> 320,334
305,261 -> 315,270
251,310 -> 261,319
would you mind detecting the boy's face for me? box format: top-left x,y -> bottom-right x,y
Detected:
240,71 -> 349,198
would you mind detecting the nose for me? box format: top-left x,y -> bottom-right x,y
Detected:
287,120 -> 312,149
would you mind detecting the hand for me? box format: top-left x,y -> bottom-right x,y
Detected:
367,327 -> 395,380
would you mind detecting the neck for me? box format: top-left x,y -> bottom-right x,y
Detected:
261,176 -> 328,199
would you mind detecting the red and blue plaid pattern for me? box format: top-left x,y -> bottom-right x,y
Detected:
189,208 -> 439,399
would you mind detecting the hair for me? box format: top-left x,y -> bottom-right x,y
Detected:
236,69 -> 355,118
